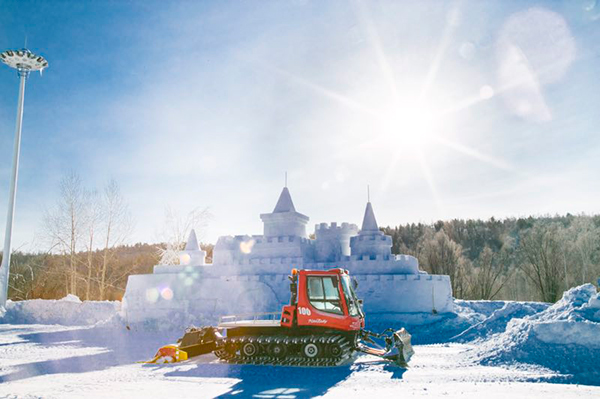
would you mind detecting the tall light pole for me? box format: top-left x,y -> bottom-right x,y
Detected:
0,49 -> 48,307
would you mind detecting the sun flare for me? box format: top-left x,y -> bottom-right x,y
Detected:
379,103 -> 439,149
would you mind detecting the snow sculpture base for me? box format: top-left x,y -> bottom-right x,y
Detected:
123,270 -> 453,326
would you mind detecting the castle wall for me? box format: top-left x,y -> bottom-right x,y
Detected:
122,270 -> 453,327
353,273 -> 453,314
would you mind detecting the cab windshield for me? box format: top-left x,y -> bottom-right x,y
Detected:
341,275 -> 361,317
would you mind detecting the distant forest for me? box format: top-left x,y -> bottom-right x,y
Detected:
3,243 -> 213,302
3,214 -> 599,304
382,214 -> 600,302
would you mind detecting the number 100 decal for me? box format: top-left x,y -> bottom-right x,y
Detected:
298,307 -> 312,316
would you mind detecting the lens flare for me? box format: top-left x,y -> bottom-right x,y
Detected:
240,239 -> 256,254
145,288 -> 159,303
160,287 -> 174,300
179,253 -> 191,265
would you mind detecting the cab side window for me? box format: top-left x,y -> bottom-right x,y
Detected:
306,276 -> 343,315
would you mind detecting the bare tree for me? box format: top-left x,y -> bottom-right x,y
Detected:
156,206 -> 211,265
97,179 -> 134,300
43,172 -> 87,295
418,229 -> 469,298
83,190 -> 101,300
567,217 -> 600,286
518,223 -> 566,303
7,251 -> 36,300
467,245 -> 513,300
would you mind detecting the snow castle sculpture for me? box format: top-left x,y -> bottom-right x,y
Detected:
123,187 -> 454,325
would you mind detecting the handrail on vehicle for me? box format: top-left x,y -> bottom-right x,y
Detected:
219,311 -> 282,325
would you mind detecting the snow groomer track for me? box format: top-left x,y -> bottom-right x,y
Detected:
214,334 -> 354,366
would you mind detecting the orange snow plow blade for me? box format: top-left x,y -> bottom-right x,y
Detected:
143,327 -> 223,364
143,345 -> 188,364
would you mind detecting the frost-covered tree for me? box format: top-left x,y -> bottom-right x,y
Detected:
42,174 -> 134,300
43,172 -> 87,296
97,180 -> 134,300
83,189 -> 100,300
156,206 -> 211,265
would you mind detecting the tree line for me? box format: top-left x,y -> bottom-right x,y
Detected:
2,172 -> 598,303
2,172 -> 212,301
382,214 -> 600,302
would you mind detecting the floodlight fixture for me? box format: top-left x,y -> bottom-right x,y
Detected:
0,49 -> 48,73
0,48 -> 48,307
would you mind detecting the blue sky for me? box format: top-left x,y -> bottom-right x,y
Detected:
1,0 -> 599,250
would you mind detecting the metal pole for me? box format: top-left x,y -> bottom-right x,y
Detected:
0,69 -> 28,307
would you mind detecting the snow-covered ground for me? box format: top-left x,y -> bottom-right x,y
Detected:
1,286 -> 599,398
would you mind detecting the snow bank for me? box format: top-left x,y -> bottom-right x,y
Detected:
452,301 -> 549,342
472,284 -> 600,384
366,299 -> 549,345
0,295 -> 120,326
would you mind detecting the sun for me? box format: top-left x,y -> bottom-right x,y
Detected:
379,103 -> 439,149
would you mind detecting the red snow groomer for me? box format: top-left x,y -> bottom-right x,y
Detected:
147,268 -> 414,367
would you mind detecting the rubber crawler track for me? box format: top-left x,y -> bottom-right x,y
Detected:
214,334 -> 354,367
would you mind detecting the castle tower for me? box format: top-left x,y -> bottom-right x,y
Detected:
179,229 -> 206,265
260,187 -> 309,237
315,222 -> 359,262
350,202 -> 392,258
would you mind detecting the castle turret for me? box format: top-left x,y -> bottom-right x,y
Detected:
350,202 -> 392,258
260,187 -> 309,237
179,229 -> 206,265
361,202 -> 379,232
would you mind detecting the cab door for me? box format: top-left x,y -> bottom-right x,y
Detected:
296,272 -> 357,331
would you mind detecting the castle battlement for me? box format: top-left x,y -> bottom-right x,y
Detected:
315,222 -> 358,234
353,235 -> 392,242
253,235 -> 310,245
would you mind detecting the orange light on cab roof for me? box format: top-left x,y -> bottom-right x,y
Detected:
291,268 -> 298,275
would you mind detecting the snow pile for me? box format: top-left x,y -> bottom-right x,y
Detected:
367,312 -> 472,344
367,299 -> 549,345
472,284 -> 600,384
452,301 -> 549,342
0,295 -> 120,326
454,299 -> 507,318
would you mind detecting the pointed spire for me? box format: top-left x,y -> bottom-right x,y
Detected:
184,229 -> 200,251
273,187 -> 296,213
361,202 -> 379,232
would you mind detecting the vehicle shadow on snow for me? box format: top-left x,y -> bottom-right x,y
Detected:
167,363 -> 352,398
160,359 -> 406,398
0,325 -> 180,383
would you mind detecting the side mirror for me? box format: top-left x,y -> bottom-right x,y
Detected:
358,299 -> 363,306
352,278 -> 358,290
